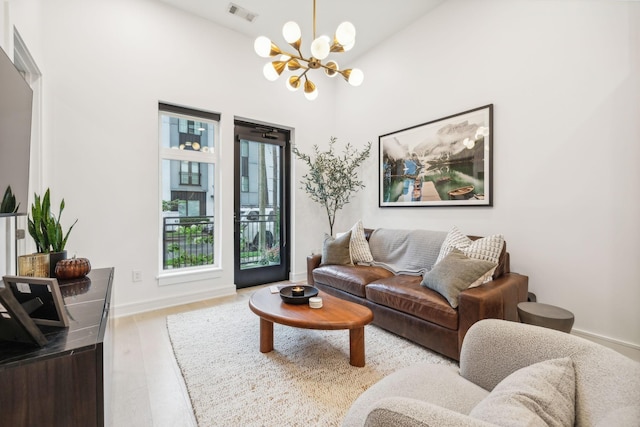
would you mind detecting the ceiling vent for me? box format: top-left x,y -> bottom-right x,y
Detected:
228,3 -> 258,23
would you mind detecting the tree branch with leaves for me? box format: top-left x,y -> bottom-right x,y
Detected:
292,137 -> 371,235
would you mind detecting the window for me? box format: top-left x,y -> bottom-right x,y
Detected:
180,161 -> 201,185
159,103 -> 220,273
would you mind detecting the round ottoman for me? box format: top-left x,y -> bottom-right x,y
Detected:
517,302 -> 574,333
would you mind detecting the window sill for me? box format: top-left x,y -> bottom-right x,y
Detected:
157,267 -> 222,287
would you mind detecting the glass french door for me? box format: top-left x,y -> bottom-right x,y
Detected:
234,121 -> 290,288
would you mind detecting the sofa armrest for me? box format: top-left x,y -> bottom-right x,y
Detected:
360,397 -> 496,427
460,319 -> 640,423
306,254 -> 322,285
457,272 -> 528,357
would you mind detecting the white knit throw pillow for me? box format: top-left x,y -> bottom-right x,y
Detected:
349,220 -> 373,264
436,226 -> 504,283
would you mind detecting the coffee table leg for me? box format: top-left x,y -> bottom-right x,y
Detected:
349,327 -> 365,367
259,318 -> 274,353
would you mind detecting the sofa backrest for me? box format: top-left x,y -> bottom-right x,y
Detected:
364,228 -> 510,279
364,228 -> 375,241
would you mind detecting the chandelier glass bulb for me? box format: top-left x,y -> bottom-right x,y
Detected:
325,60 -> 339,77
345,68 -> 364,86
282,21 -> 302,45
341,40 -> 355,52
263,63 -> 279,81
263,61 -> 286,81
310,36 -> 331,60
304,79 -> 318,100
254,36 -> 275,58
335,22 -> 356,46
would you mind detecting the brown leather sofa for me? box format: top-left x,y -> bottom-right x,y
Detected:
307,229 -> 529,361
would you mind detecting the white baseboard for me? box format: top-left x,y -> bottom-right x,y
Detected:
290,270 -> 307,283
112,284 -> 236,318
571,328 -> 640,362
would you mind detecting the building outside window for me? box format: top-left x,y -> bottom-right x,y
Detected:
240,140 -> 249,192
159,103 -> 219,272
180,161 -> 200,186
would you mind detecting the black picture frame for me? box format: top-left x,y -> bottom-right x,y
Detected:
2,275 -> 69,327
379,104 -> 493,207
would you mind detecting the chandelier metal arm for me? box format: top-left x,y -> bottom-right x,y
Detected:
301,69 -> 311,80
285,41 -> 304,59
271,45 -> 318,71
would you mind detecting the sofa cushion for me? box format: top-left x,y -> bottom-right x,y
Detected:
366,276 -> 458,330
437,226 -> 504,282
421,249 -> 497,308
321,231 -> 352,265
469,357 -> 575,427
312,265 -> 394,298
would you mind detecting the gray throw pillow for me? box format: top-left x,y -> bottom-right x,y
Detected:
420,249 -> 496,308
321,231 -> 352,265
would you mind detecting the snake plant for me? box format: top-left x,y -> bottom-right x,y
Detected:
27,189 -> 78,253
0,185 -> 19,213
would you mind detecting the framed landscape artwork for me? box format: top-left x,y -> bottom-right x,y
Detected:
379,104 -> 493,207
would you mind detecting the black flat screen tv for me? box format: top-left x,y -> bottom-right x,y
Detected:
0,44 -> 33,216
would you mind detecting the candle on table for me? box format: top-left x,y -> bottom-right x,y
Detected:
291,286 -> 305,296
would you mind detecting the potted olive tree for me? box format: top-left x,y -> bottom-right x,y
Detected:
292,137 -> 371,236
26,189 -> 77,277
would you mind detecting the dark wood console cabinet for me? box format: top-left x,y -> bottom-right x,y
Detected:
0,268 -> 114,427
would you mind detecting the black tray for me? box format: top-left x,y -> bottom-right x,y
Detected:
279,285 -> 319,305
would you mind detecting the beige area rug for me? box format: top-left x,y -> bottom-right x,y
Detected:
166,297 -> 456,427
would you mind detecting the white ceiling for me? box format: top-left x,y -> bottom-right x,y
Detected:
156,0 -> 444,62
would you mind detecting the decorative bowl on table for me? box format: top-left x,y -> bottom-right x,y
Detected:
55,257 -> 92,279
279,285 -> 319,304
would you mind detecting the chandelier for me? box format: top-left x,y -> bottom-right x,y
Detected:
253,0 -> 364,101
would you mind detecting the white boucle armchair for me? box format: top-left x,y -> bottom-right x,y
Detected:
343,319 -> 640,427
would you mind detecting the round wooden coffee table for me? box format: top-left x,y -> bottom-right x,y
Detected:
249,287 -> 373,367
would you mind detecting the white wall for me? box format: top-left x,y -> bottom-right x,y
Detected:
334,0 -> 640,351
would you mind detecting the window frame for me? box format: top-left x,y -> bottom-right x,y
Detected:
157,103 -> 221,283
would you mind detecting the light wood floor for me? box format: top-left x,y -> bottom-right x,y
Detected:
111,284 -> 640,426
111,285 -> 263,427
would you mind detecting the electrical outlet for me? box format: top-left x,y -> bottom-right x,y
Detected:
132,270 -> 142,282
